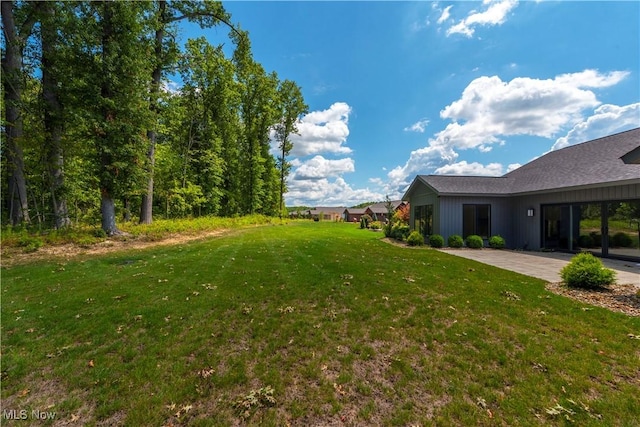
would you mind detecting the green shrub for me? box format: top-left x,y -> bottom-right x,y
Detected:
488,235 -> 505,249
369,221 -> 383,230
577,234 -> 594,248
611,232 -> 633,248
448,234 -> 464,248
560,252 -> 616,289
428,234 -> 444,248
391,224 -> 410,241
465,235 -> 484,249
406,231 -> 424,246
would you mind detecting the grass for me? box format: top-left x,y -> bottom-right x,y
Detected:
2,221 -> 639,426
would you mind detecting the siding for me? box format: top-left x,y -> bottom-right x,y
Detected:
438,196 -> 513,245
511,183 -> 640,250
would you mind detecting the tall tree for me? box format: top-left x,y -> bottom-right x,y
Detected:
273,80 -> 307,218
140,0 -> 237,224
1,0 -> 39,225
90,1 -> 152,235
40,1 -> 71,228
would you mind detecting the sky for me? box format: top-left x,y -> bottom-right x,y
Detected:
184,1 -> 640,207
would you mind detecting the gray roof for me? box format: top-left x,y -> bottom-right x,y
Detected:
344,208 -> 367,214
409,128 -> 640,197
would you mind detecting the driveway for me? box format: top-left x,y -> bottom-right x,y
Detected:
439,249 -> 640,287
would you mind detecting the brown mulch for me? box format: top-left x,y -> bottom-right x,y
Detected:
545,282 -> 640,317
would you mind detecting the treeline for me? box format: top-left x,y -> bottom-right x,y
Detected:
1,1 -> 307,235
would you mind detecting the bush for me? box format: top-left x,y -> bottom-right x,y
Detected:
406,231 -> 424,246
369,221 -> 383,230
448,234 -> 464,248
391,224 -> 410,241
611,232 -> 633,248
560,252 -> 616,289
466,235 -> 484,249
577,234 -> 594,248
428,234 -> 444,248
488,235 -> 506,249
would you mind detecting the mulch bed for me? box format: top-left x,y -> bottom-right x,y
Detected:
545,282 -> 640,317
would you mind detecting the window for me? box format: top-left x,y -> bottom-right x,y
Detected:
463,204 -> 490,238
414,205 -> 433,237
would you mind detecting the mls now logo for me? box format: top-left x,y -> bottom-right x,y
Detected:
3,409 -> 28,420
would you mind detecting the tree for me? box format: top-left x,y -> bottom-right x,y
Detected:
89,1 -> 153,235
40,1 -> 71,228
1,0 -> 39,225
139,0 -> 238,224
273,80 -> 307,219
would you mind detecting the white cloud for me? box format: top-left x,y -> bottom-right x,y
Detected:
447,0 -> 518,37
291,156 -> 355,180
437,5 -> 453,24
387,69 -> 631,187
404,118 -> 430,133
552,103 -> 640,150
289,102 -> 353,157
285,177 -> 384,207
434,161 -> 503,176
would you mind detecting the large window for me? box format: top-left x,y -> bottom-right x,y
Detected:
463,204 -> 490,238
542,200 -> 640,260
414,205 -> 433,237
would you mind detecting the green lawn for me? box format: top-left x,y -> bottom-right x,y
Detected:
2,221 -> 639,426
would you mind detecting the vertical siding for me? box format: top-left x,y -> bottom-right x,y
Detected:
512,183 -> 640,250
439,196 -> 513,246
408,181 -> 639,250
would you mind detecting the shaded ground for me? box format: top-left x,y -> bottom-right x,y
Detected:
0,229 -> 229,268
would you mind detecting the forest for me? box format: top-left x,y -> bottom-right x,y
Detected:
2,0 -> 308,235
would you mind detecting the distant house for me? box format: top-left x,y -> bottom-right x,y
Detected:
343,207 -> 368,222
403,128 -> 640,261
307,207 -> 347,222
366,201 -> 408,223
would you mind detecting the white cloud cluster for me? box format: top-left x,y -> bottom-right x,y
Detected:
387,69 -> 633,190
446,0 -> 518,37
434,161 -> 503,176
404,118 -> 430,133
285,177 -> 383,207
285,102 -> 385,206
289,102 -> 352,157
552,103 -> 640,150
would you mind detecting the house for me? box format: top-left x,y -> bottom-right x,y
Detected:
365,201 -> 408,223
307,207 -> 347,222
343,200 -> 409,223
343,207 -> 368,222
402,128 -> 640,261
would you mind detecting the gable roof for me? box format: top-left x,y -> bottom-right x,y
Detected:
367,200 -> 406,213
344,207 -> 367,214
404,128 -> 640,198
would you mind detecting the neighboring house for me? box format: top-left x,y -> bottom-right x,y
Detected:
403,128 -> 640,261
366,201 -> 408,223
308,207 -> 347,222
344,208 -> 368,222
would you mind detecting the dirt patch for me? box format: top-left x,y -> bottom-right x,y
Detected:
545,282 -> 640,317
1,230 -> 230,268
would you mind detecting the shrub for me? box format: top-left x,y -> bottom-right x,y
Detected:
428,234 -> 444,248
369,221 -> 383,230
577,234 -> 594,248
488,235 -> 506,249
560,252 -> 616,289
406,231 -> 424,246
448,234 -> 464,248
391,224 -> 410,241
466,235 -> 484,249
611,232 -> 633,248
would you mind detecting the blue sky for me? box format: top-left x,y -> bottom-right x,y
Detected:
184,1 -> 640,207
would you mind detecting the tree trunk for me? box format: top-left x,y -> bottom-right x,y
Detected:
42,2 -> 71,229
139,0 -> 166,225
1,0 -> 31,225
101,190 -> 118,236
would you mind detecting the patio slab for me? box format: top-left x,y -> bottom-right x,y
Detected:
439,249 -> 640,287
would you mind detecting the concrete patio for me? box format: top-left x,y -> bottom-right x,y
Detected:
439,249 -> 640,287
